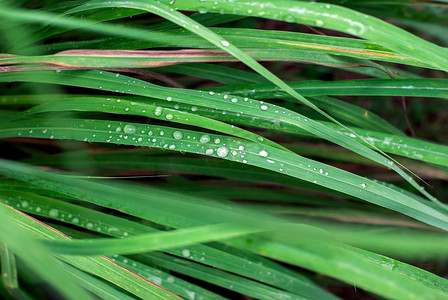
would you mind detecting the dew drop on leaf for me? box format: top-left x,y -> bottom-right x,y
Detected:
173,131 -> 183,140
283,15 -> 295,23
49,209 -> 59,218
186,291 -> 196,300
123,124 -> 137,134
154,107 -> 163,116
182,249 -> 190,257
258,150 -> 269,157
200,134 -> 211,144
216,146 -> 229,158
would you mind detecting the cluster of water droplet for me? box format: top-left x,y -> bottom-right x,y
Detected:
110,254 -> 201,300
0,193 -> 128,237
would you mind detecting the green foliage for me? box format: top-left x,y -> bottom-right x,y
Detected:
0,0 -> 447,299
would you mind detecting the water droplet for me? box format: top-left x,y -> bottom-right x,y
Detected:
21,201 -> 29,208
316,20 -> 324,26
260,104 -> 268,110
214,138 -> 220,144
182,249 -> 190,257
115,73 -> 120,77
35,207 -> 41,213
258,150 -> 268,157
166,114 -> 174,120
160,131 -> 165,136
166,96 -> 173,101
108,227 -> 119,233
319,169 -> 324,174
221,40 -> 230,47
231,97 -> 238,103
238,146 -> 244,151
200,134 -> 211,144
283,14 -> 296,23
123,124 -> 137,134
205,149 -> 214,155
361,183 -> 366,189
49,209 -> 59,218
198,7 -> 208,13
173,131 -> 183,140
72,217 -> 79,224
154,107 -> 163,116
191,106 -> 198,112
186,290 -> 196,300
216,146 -> 229,158
208,91 -> 215,95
